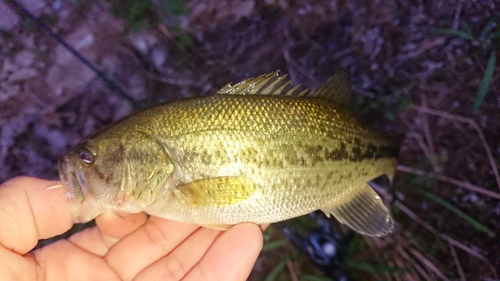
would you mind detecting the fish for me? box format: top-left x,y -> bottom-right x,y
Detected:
58,69 -> 398,237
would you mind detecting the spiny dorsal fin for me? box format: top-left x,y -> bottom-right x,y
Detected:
310,68 -> 353,108
217,71 -> 308,96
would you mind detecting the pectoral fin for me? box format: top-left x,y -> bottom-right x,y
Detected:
322,184 -> 395,237
176,177 -> 256,207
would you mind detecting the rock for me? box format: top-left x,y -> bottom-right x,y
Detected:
8,68 -> 38,82
14,50 -> 35,66
0,0 -> 20,30
18,0 -> 47,16
55,27 -> 95,65
46,27 -> 96,96
128,31 -> 158,56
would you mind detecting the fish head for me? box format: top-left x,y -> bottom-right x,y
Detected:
59,133 -> 174,223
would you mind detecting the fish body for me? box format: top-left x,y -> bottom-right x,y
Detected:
59,70 -> 398,236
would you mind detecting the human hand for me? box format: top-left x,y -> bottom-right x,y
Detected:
0,176 -> 263,281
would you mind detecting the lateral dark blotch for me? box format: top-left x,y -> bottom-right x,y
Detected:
324,143 -> 349,161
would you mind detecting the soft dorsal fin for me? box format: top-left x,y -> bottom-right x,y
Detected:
217,71 -> 308,96
310,69 -> 353,108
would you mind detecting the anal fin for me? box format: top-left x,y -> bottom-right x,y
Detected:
322,184 -> 395,237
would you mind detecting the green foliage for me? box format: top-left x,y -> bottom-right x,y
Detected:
418,190 -> 495,237
344,261 -> 407,274
434,25 -> 475,41
473,50 -> 496,112
434,19 -> 500,48
434,19 -> 499,112
166,0 -> 188,16
107,0 -> 159,32
354,85 -> 412,123
301,276 -> 333,281
264,259 -> 288,281
403,167 -> 495,236
107,0 -> 188,33
169,24 -> 194,49
262,239 -> 288,252
339,231 -> 414,279
19,17 -> 37,31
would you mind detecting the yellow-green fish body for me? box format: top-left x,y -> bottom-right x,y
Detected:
59,70 -> 398,236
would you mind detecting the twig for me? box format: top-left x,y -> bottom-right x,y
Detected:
395,201 -> 486,259
392,262 -> 404,281
393,38 -> 445,63
144,72 -> 207,88
277,21 -> 317,87
452,2 -> 463,30
449,242 -> 466,281
157,23 -> 190,55
286,259 -> 299,281
420,96 -> 437,160
396,246 -> 430,281
395,200 -> 498,278
364,237 -> 394,280
407,131 -> 441,172
408,248 -> 450,281
6,0 -> 141,109
412,106 -> 500,193
397,165 -> 500,200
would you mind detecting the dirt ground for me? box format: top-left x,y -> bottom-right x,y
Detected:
1,0 -> 499,280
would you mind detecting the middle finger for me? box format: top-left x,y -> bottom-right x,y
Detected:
104,217 -> 199,281
68,211 -> 147,256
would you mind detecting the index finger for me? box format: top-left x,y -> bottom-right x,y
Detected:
0,176 -> 73,254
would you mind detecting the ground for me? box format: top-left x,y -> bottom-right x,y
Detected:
1,0 -> 499,280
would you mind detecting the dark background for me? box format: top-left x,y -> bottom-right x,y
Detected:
1,0 -> 499,280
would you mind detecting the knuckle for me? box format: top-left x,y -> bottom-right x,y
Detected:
163,254 -> 190,280
143,219 -> 169,247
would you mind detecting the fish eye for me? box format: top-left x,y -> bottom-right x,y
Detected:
79,150 -> 94,164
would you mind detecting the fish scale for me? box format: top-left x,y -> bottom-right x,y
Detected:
59,70 -> 398,236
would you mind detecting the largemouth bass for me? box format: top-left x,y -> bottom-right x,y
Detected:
59,70 -> 398,236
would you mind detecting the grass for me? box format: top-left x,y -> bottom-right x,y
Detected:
418,189 -> 495,237
404,158 -> 494,216
353,86 -> 412,122
344,261 -> 407,275
474,50 -> 496,113
300,276 -> 334,281
261,239 -> 288,252
107,0 -> 188,34
434,19 -> 499,112
107,0 -> 159,32
263,259 -> 288,281
341,233 -> 400,280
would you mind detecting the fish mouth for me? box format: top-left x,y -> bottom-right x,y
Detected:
58,154 -> 96,222
58,154 -> 142,222
59,155 -> 86,204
